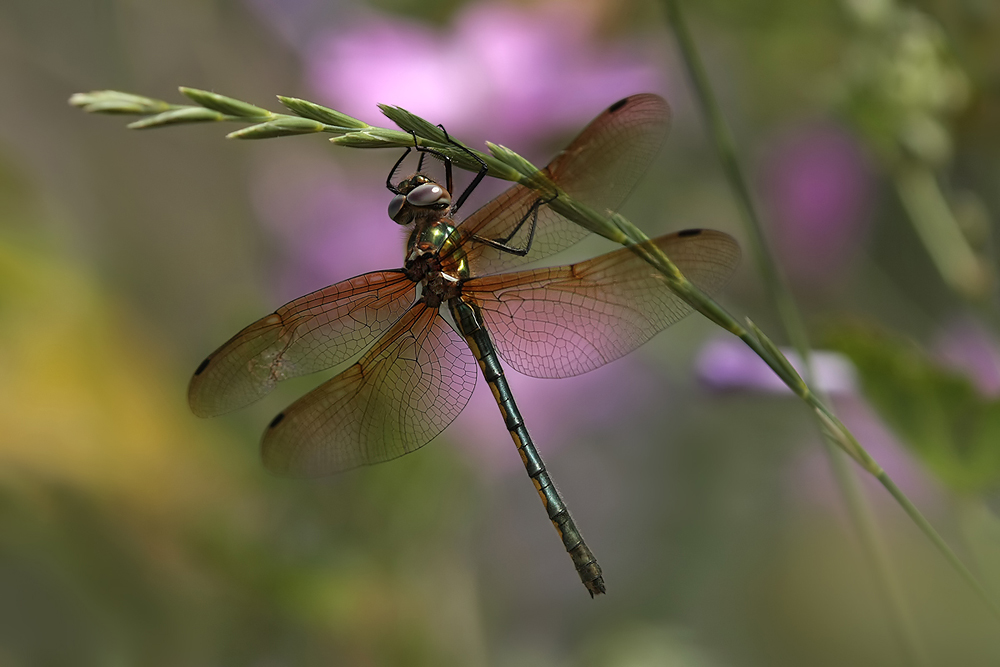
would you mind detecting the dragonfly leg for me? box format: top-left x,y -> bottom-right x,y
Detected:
411,130 -> 447,185
386,141 -> 414,194
435,126 -> 453,196
387,131 -> 456,193
406,129 -> 458,196
449,297 -> 605,597
438,126 -> 488,215
389,125 -> 488,210
472,192 -> 557,257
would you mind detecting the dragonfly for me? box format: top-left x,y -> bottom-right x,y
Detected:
188,94 -> 740,597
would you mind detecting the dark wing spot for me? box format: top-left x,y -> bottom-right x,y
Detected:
194,357 -> 211,375
268,412 -> 286,428
608,97 -> 629,113
678,228 -> 703,237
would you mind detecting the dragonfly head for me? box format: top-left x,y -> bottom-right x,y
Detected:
388,175 -> 452,225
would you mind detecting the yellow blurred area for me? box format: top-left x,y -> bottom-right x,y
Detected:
0,233 -> 490,664
0,234 -> 241,517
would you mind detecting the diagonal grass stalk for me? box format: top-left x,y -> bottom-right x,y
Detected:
662,1 -> 929,663
893,163 -> 992,302
71,83 -> 1000,625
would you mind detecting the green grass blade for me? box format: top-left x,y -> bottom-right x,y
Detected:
278,96 -> 369,128
179,87 -> 272,118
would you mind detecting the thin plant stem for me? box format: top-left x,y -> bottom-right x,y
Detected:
661,0 -> 939,659
662,1 -> 809,358
878,472 -> 1000,619
893,163 -> 991,301
827,444 -> 930,666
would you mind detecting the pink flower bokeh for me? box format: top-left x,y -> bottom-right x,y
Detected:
695,337 -> 857,396
759,123 -> 875,286
305,2 -> 666,148
250,155 -> 404,302
933,318 -> 1000,398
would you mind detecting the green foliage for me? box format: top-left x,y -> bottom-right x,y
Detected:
377,104 -> 448,143
71,87 -> 365,137
127,107 -> 229,129
835,4 -> 969,167
277,96 -> 368,128
226,117 -> 327,139
329,129 -> 407,148
178,87 -> 273,119
747,318 -> 807,394
828,324 -> 1000,492
68,87 -> 508,178
485,141 -> 538,180
68,90 -> 172,115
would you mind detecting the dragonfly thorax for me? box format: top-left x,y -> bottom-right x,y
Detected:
403,218 -> 465,307
419,269 -> 462,309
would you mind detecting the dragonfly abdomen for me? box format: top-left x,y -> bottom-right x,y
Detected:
449,297 -> 606,597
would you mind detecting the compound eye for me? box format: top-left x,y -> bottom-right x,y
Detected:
406,182 -> 450,207
388,194 -> 407,223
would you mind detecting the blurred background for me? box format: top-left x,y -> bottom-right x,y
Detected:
2,0 -> 1000,664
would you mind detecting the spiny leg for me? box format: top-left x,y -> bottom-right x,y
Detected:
437,125 -> 488,214
472,192 -> 557,257
387,125 -> 490,210
386,130 -> 454,193
412,132 -> 454,195
385,140 -> 414,194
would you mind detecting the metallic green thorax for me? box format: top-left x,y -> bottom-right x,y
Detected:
448,297 -> 606,597
410,220 -> 457,257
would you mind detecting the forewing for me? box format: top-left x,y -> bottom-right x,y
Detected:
462,230 -> 740,378
261,304 -> 478,477
452,94 -> 671,275
189,271 -> 415,417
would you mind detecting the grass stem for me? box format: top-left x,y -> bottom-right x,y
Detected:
662,0 -> 944,658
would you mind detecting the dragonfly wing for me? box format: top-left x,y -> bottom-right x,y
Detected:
262,304 -> 478,477
463,229 -> 740,378
453,94 -> 671,275
189,270 -> 415,417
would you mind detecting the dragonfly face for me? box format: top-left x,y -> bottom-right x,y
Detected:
188,94 -> 741,597
387,174 -> 452,226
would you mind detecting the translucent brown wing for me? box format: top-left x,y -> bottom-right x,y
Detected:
449,94 -> 671,276
462,229 -> 740,378
261,304 -> 478,477
189,270 -> 415,417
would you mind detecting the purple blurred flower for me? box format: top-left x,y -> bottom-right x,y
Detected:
759,123 -> 875,286
305,2 -> 666,148
695,338 -> 858,396
695,338 -> 940,507
932,318 -> 1000,398
250,154 -> 406,301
